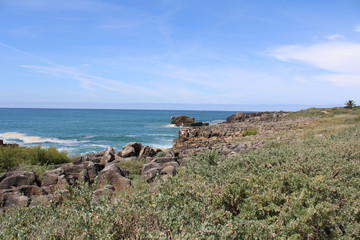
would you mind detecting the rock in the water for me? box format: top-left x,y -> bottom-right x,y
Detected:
0,171 -> 39,190
98,164 -> 131,191
171,115 -> 195,127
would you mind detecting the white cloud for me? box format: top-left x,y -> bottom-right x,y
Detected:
316,74 -> 360,87
269,42 -> 360,71
326,34 -> 345,40
268,41 -> 360,87
354,25 -> 360,32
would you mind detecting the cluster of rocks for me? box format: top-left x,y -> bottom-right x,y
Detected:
171,115 -> 209,127
0,143 -> 179,211
173,112 -> 316,161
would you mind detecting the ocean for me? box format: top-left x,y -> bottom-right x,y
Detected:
0,108 -> 238,156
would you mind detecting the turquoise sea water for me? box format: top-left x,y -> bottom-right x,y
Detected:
0,108 -> 238,156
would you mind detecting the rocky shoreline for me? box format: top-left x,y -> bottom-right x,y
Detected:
0,111 -> 318,210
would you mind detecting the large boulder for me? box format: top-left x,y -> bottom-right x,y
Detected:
41,168 -> 65,187
141,162 -> 162,183
61,164 -> 89,185
98,164 -> 131,191
138,146 -> 156,159
171,115 -> 195,127
82,161 -> 103,182
101,147 -> 115,164
0,171 -> 39,190
42,163 -> 90,190
121,142 -> 142,158
0,189 -> 29,209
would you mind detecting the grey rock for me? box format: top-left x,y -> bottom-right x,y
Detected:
98,164 -> 131,191
141,162 -> 162,183
122,142 -> 142,155
0,189 -> 29,210
0,171 -> 39,190
42,168 -> 65,187
139,146 -> 156,159
101,147 -> 115,164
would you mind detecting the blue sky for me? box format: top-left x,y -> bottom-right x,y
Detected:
0,0 -> 360,110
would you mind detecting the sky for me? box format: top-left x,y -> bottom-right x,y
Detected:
0,0 -> 359,110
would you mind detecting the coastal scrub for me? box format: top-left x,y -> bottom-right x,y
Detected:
1,122 -> 360,238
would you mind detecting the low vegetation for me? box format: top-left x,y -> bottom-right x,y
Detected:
0,145 -> 70,174
241,128 -> 258,137
288,106 -> 360,118
1,107 -> 360,239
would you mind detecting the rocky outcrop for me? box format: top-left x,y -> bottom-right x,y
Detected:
171,115 -> 195,127
170,115 -> 209,127
173,112 -> 316,163
226,112 -> 285,123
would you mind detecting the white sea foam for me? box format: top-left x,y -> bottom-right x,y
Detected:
125,135 -> 138,137
163,124 -> 178,128
0,132 -> 84,145
147,134 -> 177,137
209,120 -> 224,125
88,144 -> 108,148
83,135 -> 96,139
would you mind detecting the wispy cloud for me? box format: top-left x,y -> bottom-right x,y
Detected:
354,25 -> 360,32
21,65 -> 158,97
267,41 -> 360,87
326,34 -> 345,40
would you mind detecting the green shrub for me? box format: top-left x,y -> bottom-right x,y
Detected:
0,145 -> 69,172
155,151 -> 167,157
116,158 -> 148,175
242,128 -> 258,137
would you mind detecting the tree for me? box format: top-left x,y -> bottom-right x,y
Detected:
345,100 -> 356,109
